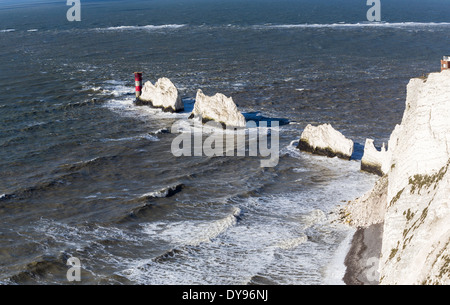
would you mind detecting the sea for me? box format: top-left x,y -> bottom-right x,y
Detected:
0,0 -> 449,285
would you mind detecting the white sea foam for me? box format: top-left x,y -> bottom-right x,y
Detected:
64,157 -> 100,169
0,279 -> 13,285
95,24 -> 186,31
154,128 -> 170,134
139,184 -> 183,199
27,29 -> 38,32
101,133 -> 159,143
253,22 -> 450,30
280,140 -> 301,158
139,190 -> 167,199
34,218 -> 142,248
170,117 -> 255,135
323,226 -> 355,285
103,80 -> 132,97
142,207 -> 241,247
300,209 -> 327,228
292,167 -> 309,173
122,204 -> 319,285
275,234 -> 308,250
123,211 -> 282,285
0,29 -> 15,33
105,97 -> 189,124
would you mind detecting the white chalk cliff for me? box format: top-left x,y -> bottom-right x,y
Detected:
139,77 -> 184,112
189,89 -> 246,128
297,123 -> 354,160
343,70 -> 450,285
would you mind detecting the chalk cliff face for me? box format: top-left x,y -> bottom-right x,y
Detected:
138,77 -> 184,112
297,124 -> 354,160
345,70 -> 450,285
189,89 -> 246,128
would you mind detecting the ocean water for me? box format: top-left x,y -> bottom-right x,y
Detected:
0,0 -> 449,285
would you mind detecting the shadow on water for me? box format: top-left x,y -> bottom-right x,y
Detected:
243,112 -> 290,127
181,97 -> 195,113
350,142 -> 364,161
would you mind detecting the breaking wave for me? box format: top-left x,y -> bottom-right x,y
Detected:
95,24 -> 187,31
138,184 -> 185,200
100,134 -> 159,143
57,155 -> 121,173
252,22 -> 450,30
275,234 -> 308,250
142,207 -> 241,247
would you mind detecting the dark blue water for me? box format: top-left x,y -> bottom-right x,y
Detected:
0,0 -> 449,284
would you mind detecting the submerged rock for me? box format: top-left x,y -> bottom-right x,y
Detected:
136,77 -> 184,113
189,89 -> 246,128
297,123 -> 353,160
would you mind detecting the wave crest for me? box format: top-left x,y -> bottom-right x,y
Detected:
275,234 -> 308,250
139,184 -> 185,199
252,22 -> 450,29
95,24 -> 186,31
142,207 -> 241,247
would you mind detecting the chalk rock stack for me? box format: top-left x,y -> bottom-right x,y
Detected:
297,123 -> 354,160
360,139 -> 391,176
137,77 -> 184,113
189,89 -> 246,128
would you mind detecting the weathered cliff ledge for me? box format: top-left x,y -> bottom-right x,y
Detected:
188,89 -> 246,128
297,124 -> 354,160
341,70 -> 450,285
136,77 -> 184,113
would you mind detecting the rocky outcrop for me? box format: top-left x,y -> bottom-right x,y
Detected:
136,77 -> 184,112
361,139 -> 389,176
343,70 -> 450,285
297,124 -> 354,160
189,89 -> 246,128
360,123 -> 404,176
341,175 -> 389,228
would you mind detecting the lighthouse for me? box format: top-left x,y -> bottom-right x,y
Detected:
134,72 -> 143,98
